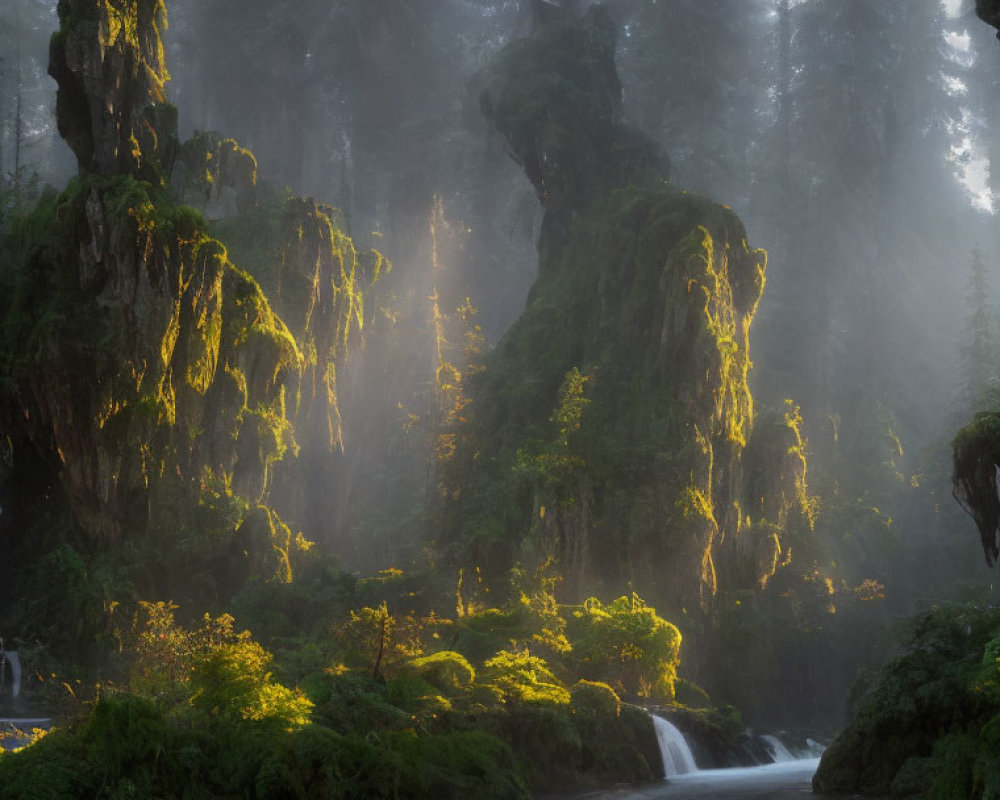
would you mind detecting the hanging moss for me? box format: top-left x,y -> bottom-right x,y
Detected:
50,0 -> 176,182
439,185 -> 769,609
175,130 -> 258,215
0,166 -> 318,643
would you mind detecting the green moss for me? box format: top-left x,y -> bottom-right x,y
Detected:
177,131 -> 258,213
813,605 -> 1000,797
953,410 -> 1000,565
439,178 -> 770,608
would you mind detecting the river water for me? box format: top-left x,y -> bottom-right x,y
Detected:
571,759 -> 819,799
560,757 -> 881,799
0,719 -> 51,752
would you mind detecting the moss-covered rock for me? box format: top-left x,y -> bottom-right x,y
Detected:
439,5 -> 798,614
952,411 -> 1000,565
50,0 -> 176,182
812,605 -> 1000,798
0,175 -> 298,547
175,130 -> 258,217
0,0 -> 379,642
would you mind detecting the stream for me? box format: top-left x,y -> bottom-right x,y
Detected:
559,716 -> 868,800
570,758 -> 823,799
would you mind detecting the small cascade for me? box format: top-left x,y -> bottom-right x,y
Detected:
762,734 -> 795,763
652,714 -> 698,776
0,650 -> 20,700
804,738 -> 827,758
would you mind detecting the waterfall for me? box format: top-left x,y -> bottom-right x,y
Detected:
0,650 -> 20,700
652,714 -> 698,776
804,738 -> 827,758
762,734 -> 795,762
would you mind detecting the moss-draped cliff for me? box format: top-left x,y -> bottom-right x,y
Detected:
437,6 -> 809,613
0,0 -> 380,644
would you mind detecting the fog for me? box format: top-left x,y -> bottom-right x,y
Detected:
3,0 -> 1000,749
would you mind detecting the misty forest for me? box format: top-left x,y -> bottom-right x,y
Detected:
9,0 -> 1000,798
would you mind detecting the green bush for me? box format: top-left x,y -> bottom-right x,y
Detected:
814,605 -> 1000,797
567,594 -> 681,702
478,649 -> 571,706
404,651 -> 476,693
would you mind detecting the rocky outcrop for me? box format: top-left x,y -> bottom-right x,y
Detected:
174,131 -> 258,217
439,5 -> 807,611
812,606 -> 1000,798
50,0 -> 177,182
0,0 -> 376,609
0,175 -> 299,546
952,413 -> 1000,565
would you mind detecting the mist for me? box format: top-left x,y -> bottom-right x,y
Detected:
3,0 -> 1000,796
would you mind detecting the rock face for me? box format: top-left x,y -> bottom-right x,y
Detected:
50,0 -> 177,182
0,175 -> 301,544
0,0 -> 375,609
439,5 -> 807,611
952,414 -> 1000,566
174,131 -> 258,217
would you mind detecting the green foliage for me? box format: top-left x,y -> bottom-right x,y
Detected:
479,649 -> 571,706
567,594 -> 681,702
0,728 -> 87,799
177,131 -> 258,213
0,573 -> 677,797
189,642 -> 312,727
813,605 -> 1000,797
404,651 -> 476,693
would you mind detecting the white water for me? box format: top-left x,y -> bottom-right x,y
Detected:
1,650 -> 21,700
572,758 -> 821,798
651,715 -> 698,776
653,758 -> 821,798
761,734 -> 795,762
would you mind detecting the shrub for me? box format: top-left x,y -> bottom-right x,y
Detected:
567,594 -> 681,702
